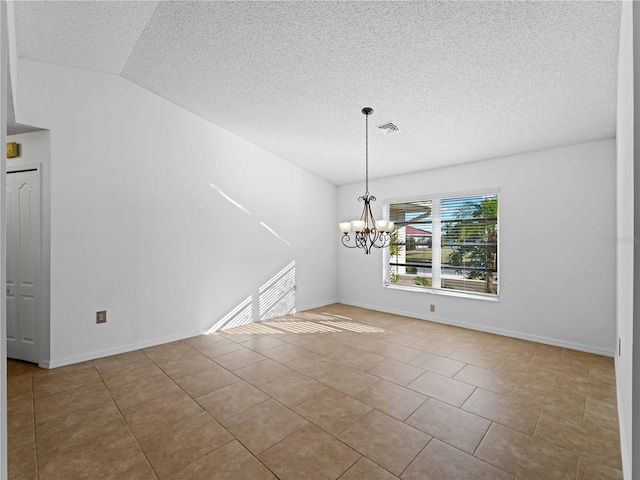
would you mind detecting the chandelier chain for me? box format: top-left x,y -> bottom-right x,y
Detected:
365,111 -> 369,196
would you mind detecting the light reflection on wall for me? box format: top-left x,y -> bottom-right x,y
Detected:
260,261 -> 296,320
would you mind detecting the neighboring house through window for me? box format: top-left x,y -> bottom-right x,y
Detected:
385,193 -> 499,298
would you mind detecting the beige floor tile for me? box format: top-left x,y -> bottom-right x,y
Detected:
240,335 -> 288,352
577,456 -> 623,480
189,337 -> 246,358
403,438 -> 514,480
409,352 -> 465,377
333,333 -> 388,352
406,398 -> 490,454
109,372 -> 181,409
143,341 -> 195,362
7,359 -> 37,377
339,410 -> 431,476
260,371 -> 329,408
365,358 -> 426,386
173,365 -> 240,398
36,403 -> 127,458
153,350 -> 219,379
529,352 -> 590,379
182,332 -> 230,349
330,347 -> 386,371
7,389 -> 34,428
287,357 -> 344,377
475,423 -> 578,480
410,338 -> 460,357
222,399 -> 307,454
339,457 -> 399,479
6,304 -> 622,480
137,410 -> 233,478
355,380 -> 427,420
534,411 -> 622,470
511,381 -> 586,424
482,342 -> 536,363
7,372 -> 33,398
303,340 -> 353,358
213,348 -> 267,371
554,375 -> 617,404
453,364 -> 519,395
8,441 -> 37,480
373,342 -> 423,363
32,360 -> 95,378
197,380 -> 270,420
92,350 -> 150,369
33,365 -> 102,398
166,440 -> 276,480
462,388 -> 542,434
234,359 -> 293,387
8,412 -> 35,448
261,342 -> 321,364
34,381 -> 114,425
259,424 -> 360,480
220,329 -> 273,341
278,333 -> 336,351
38,428 -> 156,480
294,388 -> 372,435
122,390 -> 204,438
381,331 -> 422,346
407,371 -> 476,407
315,363 -> 380,396
95,355 -> 164,388
584,397 -> 619,432
563,349 -> 613,367
447,347 -> 502,369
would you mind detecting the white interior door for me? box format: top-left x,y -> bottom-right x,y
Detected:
6,169 -> 40,363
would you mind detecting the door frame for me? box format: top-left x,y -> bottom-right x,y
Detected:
7,163 -> 46,367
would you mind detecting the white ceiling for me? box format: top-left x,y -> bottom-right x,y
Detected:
12,1 -> 621,185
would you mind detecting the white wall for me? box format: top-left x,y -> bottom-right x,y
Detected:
338,139 -> 616,355
615,1 -> 634,477
13,59 -> 337,367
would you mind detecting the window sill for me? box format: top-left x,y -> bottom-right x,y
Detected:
383,282 -> 500,302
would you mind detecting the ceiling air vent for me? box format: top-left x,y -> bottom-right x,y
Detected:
377,121 -> 400,135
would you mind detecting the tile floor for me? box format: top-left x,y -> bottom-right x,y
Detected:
7,304 -> 622,480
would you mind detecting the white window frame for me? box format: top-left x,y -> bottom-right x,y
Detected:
383,189 -> 500,302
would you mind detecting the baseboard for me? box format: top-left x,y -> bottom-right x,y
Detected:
46,328 -> 208,369
297,298 -> 339,312
338,299 -> 615,357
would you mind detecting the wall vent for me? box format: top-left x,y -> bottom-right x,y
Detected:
377,122 -> 400,135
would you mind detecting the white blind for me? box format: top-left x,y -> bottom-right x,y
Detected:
440,194 -> 498,295
386,193 -> 498,296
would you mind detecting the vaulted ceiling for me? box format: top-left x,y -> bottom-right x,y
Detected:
11,1 -> 621,185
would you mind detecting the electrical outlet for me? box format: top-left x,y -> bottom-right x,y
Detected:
430,304 -> 435,313
96,310 -> 107,324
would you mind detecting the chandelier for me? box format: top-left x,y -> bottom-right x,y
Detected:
339,107 -> 395,254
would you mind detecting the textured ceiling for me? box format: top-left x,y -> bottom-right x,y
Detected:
12,1 -> 621,185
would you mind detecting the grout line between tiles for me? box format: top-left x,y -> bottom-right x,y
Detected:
93,361 -> 161,480
471,420 -> 492,457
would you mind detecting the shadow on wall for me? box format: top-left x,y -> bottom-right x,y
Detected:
206,261 -> 296,333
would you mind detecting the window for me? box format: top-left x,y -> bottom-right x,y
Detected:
386,193 -> 498,297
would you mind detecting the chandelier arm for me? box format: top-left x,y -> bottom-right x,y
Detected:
341,234 -> 359,249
